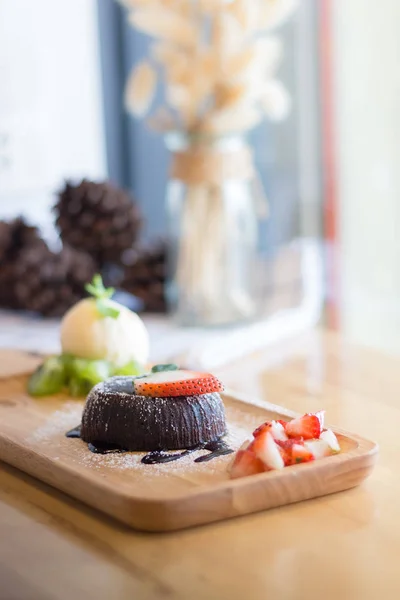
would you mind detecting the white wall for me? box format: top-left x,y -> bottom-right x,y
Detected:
0,0 -> 106,242
333,0 -> 400,354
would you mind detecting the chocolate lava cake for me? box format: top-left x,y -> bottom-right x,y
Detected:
80,375 -> 227,451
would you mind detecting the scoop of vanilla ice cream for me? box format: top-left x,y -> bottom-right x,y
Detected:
60,298 -> 150,367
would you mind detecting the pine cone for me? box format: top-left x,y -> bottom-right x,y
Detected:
0,262 -> 19,309
12,245 -> 96,317
0,217 -> 49,308
120,241 -> 167,313
0,221 -> 12,263
54,179 -> 142,267
0,217 -> 47,263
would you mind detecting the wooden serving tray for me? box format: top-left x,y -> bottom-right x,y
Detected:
0,351 -> 378,532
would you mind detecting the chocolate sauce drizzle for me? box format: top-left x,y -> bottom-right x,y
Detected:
195,439 -> 233,463
141,448 -> 195,464
66,426 -> 233,464
87,442 -> 126,455
66,426 -> 81,438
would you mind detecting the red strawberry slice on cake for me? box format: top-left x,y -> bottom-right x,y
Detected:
133,369 -> 224,397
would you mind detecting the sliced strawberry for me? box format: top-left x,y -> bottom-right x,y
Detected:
253,420 -> 287,442
275,438 -> 310,466
251,431 -> 285,470
252,422 -> 269,438
237,439 -> 251,452
229,448 -> 265,479
275,439 -> 296,466
133,369 -> 224,398
290,436 -> 304,444
315,410 -> 326,431
276,419 -> 288,431
292,443 -> 314,464
320,429 -> 340,453
304,438 -> 331,459
286,414 -> 321,440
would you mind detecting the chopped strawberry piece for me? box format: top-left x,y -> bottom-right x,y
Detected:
275,439 -> 296,466
251,431 -> 285,470
278,435 -> 303,445
237,439 -> 251,452
270,421 -> 287,441
229,448 -> 265,479
304,439 -> 331,459
252,420 -> 287,442
230,408 -> 339,479
314,410 -> 326,430
320,429 -> 340,453
286,414 -> 321,440
292,443 -> 314,464
292,436 -> 304,444
275,438 -> 311,466
133,369 -> 224,397
252,422 -> 270,438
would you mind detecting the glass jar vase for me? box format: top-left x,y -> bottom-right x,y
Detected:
165,133 -> 263,327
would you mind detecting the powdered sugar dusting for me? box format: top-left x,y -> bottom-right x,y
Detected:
26,397 -> 263,488
28,402 -> 83,443
71,418 -> 253,480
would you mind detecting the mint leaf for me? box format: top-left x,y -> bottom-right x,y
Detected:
69,377 -> 92,397
85,274 -> 115,300
85,274 -> 120,319
96,299 -> 120,319
28,356 -> 66,397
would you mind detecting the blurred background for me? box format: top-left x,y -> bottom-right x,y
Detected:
0,0 -> 399,358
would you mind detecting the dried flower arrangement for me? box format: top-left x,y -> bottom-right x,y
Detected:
120,0 -> 297,136
118,0 -> 298,326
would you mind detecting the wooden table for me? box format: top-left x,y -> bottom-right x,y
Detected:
0,330 -> 396,600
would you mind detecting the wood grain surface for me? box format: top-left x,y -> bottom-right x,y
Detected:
0,330 -> 397,600
0,366 -> 377,531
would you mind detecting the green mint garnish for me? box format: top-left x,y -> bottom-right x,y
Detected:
96,299 -> 120,318
151,364 -> 179,373
85,274 -> 120,319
